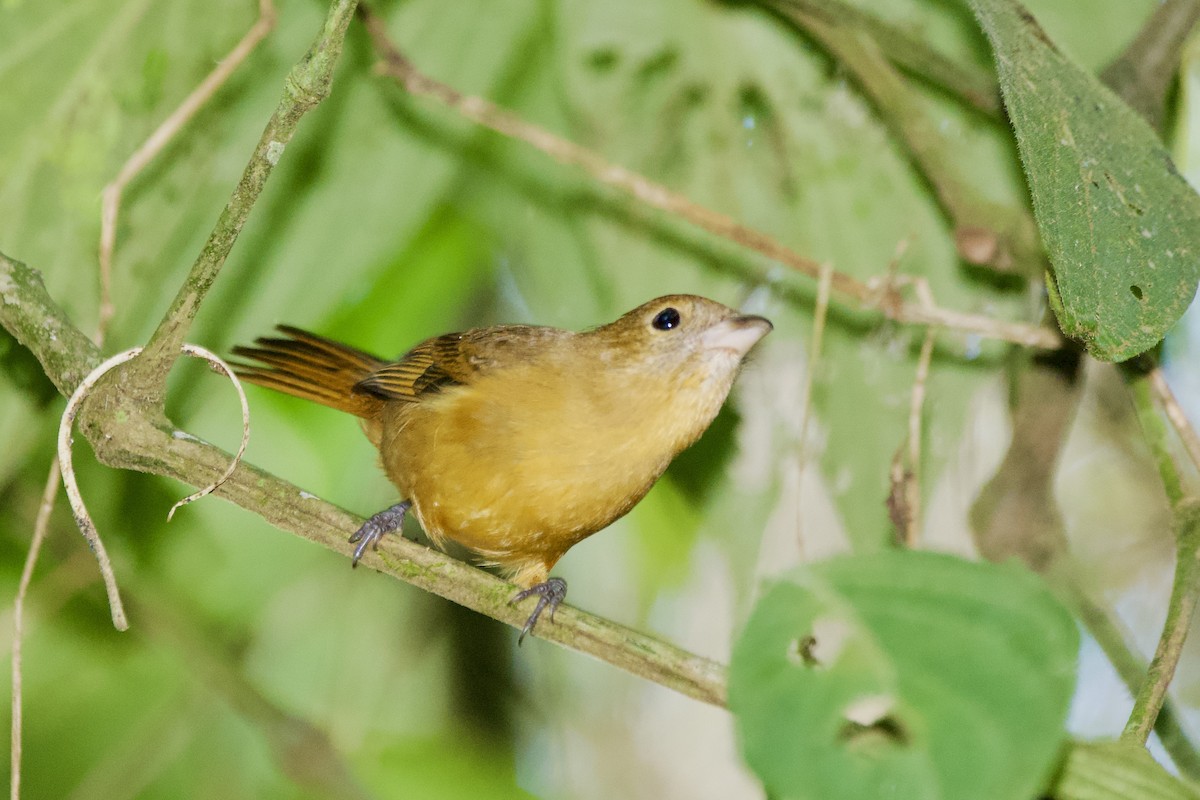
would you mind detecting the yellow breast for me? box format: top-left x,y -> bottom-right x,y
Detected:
376,353 -> 733,572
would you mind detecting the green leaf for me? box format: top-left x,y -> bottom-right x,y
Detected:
968,0 -> 1200,361
1052,741 -> 1200,800
729,550 -> 1079,800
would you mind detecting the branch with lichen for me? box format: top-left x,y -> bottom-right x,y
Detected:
130,0 -> 357,394
0,250 -> 727,708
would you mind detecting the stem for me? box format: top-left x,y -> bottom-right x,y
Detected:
1122,362 -> 1200,749
1100,0 -> 1200,133
360,6 -> 1061,350
133,0 -> 358,394
794,262 -> 833,552
772,5 -> 1042,278
1066,585 -> 1200,777
744,0 -> 1002,119
10,459 -> 60,800
1148,366 -> 1200,483
903,327 -> 936,546
1127,365 -> 1186,507
99,0 -> 277,341
0,250 -> 728,708
1123,503 -> 1200,745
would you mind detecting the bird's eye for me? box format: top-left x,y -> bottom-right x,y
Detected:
651,308 -> 681,330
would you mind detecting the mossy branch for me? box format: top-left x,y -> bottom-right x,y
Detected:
0,250 -> 728,708
132,0 -> 359,395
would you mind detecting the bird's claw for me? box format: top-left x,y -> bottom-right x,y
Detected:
349,501 -> 411,567
510,577 -> 567,646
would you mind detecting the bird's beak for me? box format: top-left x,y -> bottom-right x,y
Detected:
701,315 -> 773,356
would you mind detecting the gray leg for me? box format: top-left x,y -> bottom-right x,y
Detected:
349,501 -> 411,566
510,577 -> 568,645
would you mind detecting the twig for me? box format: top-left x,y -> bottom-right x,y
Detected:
57,349 -> 141,630
1122,363 -> 1200,748
0,251 -> 728,707
11,8 -> 276,791
133,0 -> 359,393
99,0 -> 277,340
56,344 -> 250,631
904,327 -> 936,546
1068,585 -> 1200,777
1100,0 -> 1200,133
9,459 -> 60,800
795,262 -> 834,549
1148,367 -> 1200,483
166,346 -> 250,520
779,6 -> 1042,278
359,6 -> 1061,351
1123,503 -> 1200,744
746,0 -> 1002,119
1129,366 -> 1186,507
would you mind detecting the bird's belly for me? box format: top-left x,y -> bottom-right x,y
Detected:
411,441 -> 656,560
379,388 -> 665,563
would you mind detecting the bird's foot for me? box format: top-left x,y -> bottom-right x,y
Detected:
349,501 -> 411,567
510,577 -> 567,646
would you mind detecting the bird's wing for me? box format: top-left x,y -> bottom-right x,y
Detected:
352,324 -> 560,402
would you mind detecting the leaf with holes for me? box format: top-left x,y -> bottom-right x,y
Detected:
967,0 -> 1200,361
729,550 -> 1079,800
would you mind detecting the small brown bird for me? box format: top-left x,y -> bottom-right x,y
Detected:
232,295 -> 771,639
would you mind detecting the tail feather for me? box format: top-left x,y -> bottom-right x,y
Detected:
231,326 -> 387,419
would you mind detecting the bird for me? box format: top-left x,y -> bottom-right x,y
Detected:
231,294 -> 771,641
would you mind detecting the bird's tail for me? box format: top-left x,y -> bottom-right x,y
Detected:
231,325 -> 387,419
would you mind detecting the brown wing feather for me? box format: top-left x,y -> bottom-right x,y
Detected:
231,326 -> 387,418
353,325 -> 562,402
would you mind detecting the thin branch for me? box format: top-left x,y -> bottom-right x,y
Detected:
905,327 -> 936,546
1100,0 -> 1200,133
133,0 -> 359,394
1128,366 -> 1187,507
745,0 -> 1002,119
58,350 -> 144,630
1067,584 -> 1200,777
11,9 -> 277,791
166,345 -> 250,521
1122,362 -> 1200,748
58,345 -> 252,630
1123,503 -> 1200,744
99,0 -> 277,341
1149,366 -> 1200,483
360,6 -> 1061,351
0,250 -> 728,708
795,262 -> 833,550
9,459 -> 60,800
778,6 -> 1042,278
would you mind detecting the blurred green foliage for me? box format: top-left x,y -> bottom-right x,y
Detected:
0,0 -> 1189,798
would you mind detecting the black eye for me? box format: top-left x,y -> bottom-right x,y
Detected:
652,308 -> 681,330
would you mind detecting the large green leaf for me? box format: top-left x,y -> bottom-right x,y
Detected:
729,550 -> 1079,800
969,0 -> 1200,361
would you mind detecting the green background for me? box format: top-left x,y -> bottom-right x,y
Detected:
2,0 -> 1195,797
